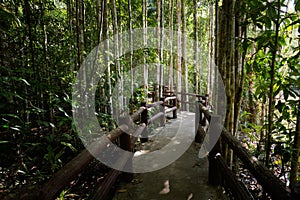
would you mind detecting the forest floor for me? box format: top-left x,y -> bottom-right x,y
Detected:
112,112 -> 228,200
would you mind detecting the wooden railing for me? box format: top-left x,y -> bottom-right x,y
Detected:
13,96 -> 178,200
196,102 -> 292,200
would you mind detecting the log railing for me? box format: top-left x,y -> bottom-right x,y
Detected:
14,95 -> 178,200
196,102 -> 292,200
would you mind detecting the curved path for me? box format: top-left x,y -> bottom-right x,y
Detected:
113,112 -> 227,200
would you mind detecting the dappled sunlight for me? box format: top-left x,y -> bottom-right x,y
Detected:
133,150 -> 150,157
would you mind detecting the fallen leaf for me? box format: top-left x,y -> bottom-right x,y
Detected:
117,189 -> 127,193
187,193 -> 193,200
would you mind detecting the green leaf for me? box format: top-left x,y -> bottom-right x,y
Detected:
267,6 -> 277,21
296,0 -> 300,12
60,142 -> 76,152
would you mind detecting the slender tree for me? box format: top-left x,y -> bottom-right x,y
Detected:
265,0 -> 281,167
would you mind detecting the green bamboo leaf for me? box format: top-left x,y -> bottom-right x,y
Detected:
267,6 -> 277,21
296,0 -> 300,12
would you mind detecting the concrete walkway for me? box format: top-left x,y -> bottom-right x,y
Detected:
113,112 -> 227,200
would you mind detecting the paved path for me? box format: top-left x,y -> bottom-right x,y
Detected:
113,112 -> 227,200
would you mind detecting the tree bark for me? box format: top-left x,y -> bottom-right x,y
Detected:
175,0 -> 181,103
181,0 -> 188,111
193,0 -> 198,94
290,100 -> 300,189
266,0 -> 280,167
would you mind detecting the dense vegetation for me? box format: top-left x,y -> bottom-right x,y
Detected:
0,0 -> 299,199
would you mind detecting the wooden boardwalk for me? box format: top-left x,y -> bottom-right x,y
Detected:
113,112 -> 227,200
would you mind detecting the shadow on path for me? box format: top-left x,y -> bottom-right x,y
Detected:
113,112 -> 227,200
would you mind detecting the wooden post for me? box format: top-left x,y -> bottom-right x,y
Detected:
195,101 -> 206,143
173,97 -> 177,119
118,116 -> 133,181
151,90 -> 154,103
195,101 -> 199,141
208,115 -> 222,186
181,92 -> 185,111
154,83 -> 159,102
141,102 -> 148,143
160,97 -> 165,126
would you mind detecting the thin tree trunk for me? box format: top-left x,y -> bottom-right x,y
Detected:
67,0 -> 75,71
160,0 -> 164,95
266,0 -> 280,167
290,100 -> 300,189
168,0 -> 174,91
193,0 -> 199,95
175,0 -> 181,103
76,0 -> 83,69
156,0 -> 161,97
181,0 -> 188,111
143,0 -> 148,99
208,4 -> 214,97
128,0 -> 134,101
111,0 -> 122,118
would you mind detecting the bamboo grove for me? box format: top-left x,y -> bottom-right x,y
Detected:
0,0 -> 299,198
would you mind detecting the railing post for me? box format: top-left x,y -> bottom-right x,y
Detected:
154,83 -> 159,102
119,116 -> 133,181
173,97 -> 177,119
199,102 -> 203,126
141,102 -> 148,143
163,86 -> 167,98
181,92 -> 185,111
208,115 -> 222,186
160,97 -> 165,126
195,101 -> 199,137
119,116 -> 132,152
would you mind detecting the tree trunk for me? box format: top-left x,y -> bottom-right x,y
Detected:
193,0 -> 198,94
266,0 -> 280,167
168,0 -> 174,91
175,0 -> 181,103
290,100 -> 300,189
128,0 -> 134,99
143,0 -> 148,98
208,4 -> 214,97
181,0 -> 188,111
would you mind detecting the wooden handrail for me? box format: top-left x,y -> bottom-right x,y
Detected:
38,125 -> 128,200
196,102 -> 291,200
165,106 -> 176,113
13,92 -> 180,200
147,112 -> 164,125
147,101 -> 163,108
215,154 -> 255,200
221,130 -> 290,200
165,96 -> 176,101
131,107 -> 146,121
